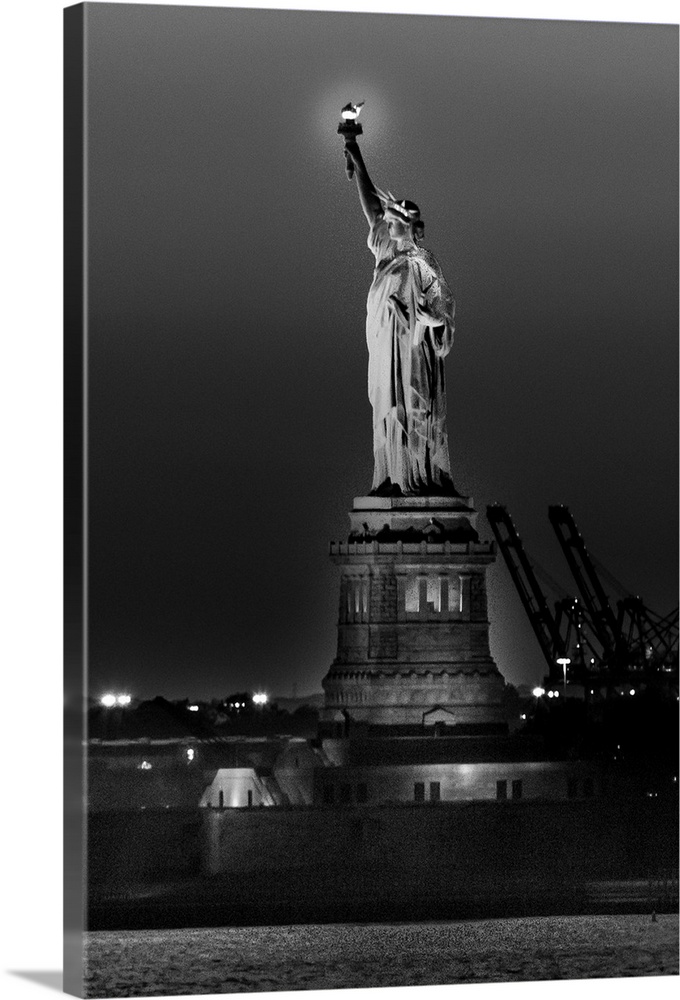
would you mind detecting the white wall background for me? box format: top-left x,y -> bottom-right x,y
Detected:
1,3 -> 676,1000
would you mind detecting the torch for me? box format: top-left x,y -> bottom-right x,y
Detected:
337,101 -> 364,180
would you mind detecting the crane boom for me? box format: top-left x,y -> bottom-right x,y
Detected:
547,505 -> 621,655
486,505 -> 566,673
488,503 -> 677,691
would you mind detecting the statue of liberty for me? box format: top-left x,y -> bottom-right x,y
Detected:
342,127 -> 457,497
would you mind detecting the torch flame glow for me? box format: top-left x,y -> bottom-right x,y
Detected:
341,101 -> 364,121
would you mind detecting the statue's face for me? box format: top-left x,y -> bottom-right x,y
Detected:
387,217 -> 411,241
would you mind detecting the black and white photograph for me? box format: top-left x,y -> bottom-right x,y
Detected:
2,1 -> 678,999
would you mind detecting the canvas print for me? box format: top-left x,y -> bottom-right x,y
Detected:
64,2 -> 679,997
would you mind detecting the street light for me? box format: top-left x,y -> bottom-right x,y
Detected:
532,686 -> 545,698
101,693 -> 132,707
252,692 -> 268,706
556,657 -> 571,700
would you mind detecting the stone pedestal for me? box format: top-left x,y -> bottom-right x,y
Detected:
320,496 -> 506,733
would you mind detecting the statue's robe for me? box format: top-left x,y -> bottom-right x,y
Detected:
366,218 -> 456,495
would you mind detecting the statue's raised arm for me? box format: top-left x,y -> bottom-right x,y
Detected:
343,138 -> 383,226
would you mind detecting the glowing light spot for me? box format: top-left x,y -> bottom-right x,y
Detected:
101,694 -> 116,707
532,687 -> 545,698
186,748 -> 195,762
117,694 -> 131,706
253,693 -> 268,705
138,760 -> 152,770
188,705 -> 199,712
340,101 -> 364,121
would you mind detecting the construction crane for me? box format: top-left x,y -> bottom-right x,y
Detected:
485,504 -> 564,668
548,505 -> 678,683
487,504 -> 678,694
486,504 -> 590,686
616,598 -> 679,675
547,506 -> 621,656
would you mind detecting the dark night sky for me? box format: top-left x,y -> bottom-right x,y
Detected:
85,3 -> 678,701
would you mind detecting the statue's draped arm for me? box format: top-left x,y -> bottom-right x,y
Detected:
396,253 -> 456,357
